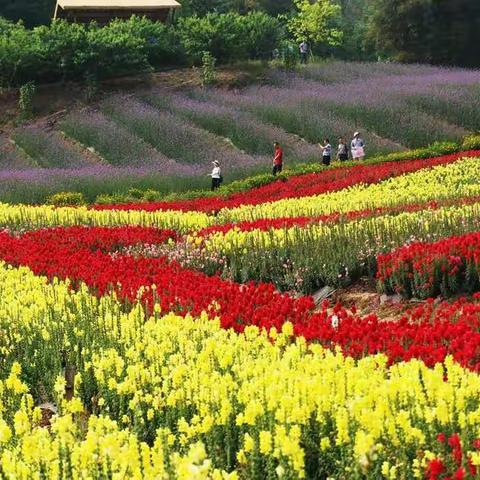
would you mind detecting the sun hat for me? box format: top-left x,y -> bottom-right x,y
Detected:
212,160 -> 219,166
354,131 -> 360,137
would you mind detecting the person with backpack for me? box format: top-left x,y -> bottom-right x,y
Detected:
319,138 -> 332,166
272,142 -> 283,176
209,160 -> 222,191
351,132 -> 366,161
337,137 -> 349,162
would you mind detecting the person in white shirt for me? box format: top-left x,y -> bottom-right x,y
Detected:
299,41 -> 309,64
319,138 -> 332,166
209,161 -> 222,191
351,132 -> 365,161
337,137 -> 349,161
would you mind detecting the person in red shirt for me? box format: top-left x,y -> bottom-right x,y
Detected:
272,142 -> 283,176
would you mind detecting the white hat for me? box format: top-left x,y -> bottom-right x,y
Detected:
354,132 -> 360,137
212,160 -> 219,165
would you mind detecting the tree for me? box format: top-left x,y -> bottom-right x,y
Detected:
367,0 -> 480,67
0,0 -> 55,27
332,0 -> 375,60
288,0 -> 343,50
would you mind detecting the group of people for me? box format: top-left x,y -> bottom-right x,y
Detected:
272,132 -> 365,176
209,132 -> 366,190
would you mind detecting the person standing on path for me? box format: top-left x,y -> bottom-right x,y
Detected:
209,160 -> 222,191
320,139 -> 332,166
272,142 -> 283,176
299,40 -> 309,64
337,137 -> 349,162
351,132 -> 366,161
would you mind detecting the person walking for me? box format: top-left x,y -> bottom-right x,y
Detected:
272,142 -> 283,176
299,40 -> 309,64
319,138 -> 332,166
209,160 -> 222,191
351,132 -> 366,161
337,137 -> 349,162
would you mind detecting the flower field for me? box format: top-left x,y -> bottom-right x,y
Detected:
3,146 -> 480,478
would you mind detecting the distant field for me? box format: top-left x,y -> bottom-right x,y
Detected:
1,61 -> 479,204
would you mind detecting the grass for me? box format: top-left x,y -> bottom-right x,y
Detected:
61,110 -> 166,167
12,127 -> 90,168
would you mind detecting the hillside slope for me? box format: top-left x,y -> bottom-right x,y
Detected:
1,61 -> 479,204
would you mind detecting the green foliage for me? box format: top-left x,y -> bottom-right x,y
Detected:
462,134 -> 480,151
201,51 -> 216,86
177,12 -> 283,64
18,81 -> 36,119
332,0 -> 375,60
0,13 -> 284,86
288,0 -> 343,48
242,12 -> 284,61
126,188 -> 145,200
95,188 -> 162,204
281,41 -> 299,71
366,0 -> 480,67
0,0 -> 53,27
0,17 -> 179,88
46,191 -> 86,207
177,13 -> 248,64
142,189 -> 162,201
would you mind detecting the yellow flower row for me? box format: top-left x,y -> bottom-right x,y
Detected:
217,156 -> 480,222
0,204 -> 212,232
0,262 -> 479,478
202,201 -> 480,256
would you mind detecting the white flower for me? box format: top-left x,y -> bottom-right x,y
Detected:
331,315 -> 340,329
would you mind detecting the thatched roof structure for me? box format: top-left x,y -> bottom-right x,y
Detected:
54,0 -> 181,23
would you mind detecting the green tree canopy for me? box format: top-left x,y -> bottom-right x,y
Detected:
367,0 -> 480,67
288,0 -> 343,48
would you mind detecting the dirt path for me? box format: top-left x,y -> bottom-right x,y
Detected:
330,277 -> 423,322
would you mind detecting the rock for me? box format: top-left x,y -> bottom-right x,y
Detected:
380,294 -> 403,305
312,286 -> 336,305
39,402 -> 57,414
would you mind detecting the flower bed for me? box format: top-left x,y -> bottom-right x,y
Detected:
94,150 -> 480,213
3,226 -> 480,373
2,260 -> 480,479
378,231 -> 480,299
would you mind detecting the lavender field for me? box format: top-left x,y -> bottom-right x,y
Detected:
0,61 -> 479,203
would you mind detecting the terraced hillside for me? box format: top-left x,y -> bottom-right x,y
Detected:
1,61 -> 479,204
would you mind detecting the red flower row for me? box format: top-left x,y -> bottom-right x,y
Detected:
377,231 -> 480,299
3,227 -> 480,371
0,227 -> 316,333
94,151 -> 480,213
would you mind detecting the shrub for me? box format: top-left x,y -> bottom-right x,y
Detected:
46,192 -> 86,207
242,12 -> 284,61
201,51 -> 216,86
0,17 -> 178,87
142,189 -> 162,201
127,188 -> 145,200
177,13 -> 247,64
177,12 -> 283,64
462,133 -> 480,150
18,81 -> 36,119
104,16 -> 181,67
281,41 -> 299,71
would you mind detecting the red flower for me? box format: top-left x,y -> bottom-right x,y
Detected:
437,432 -> 446,443
426,458 -> 445,480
